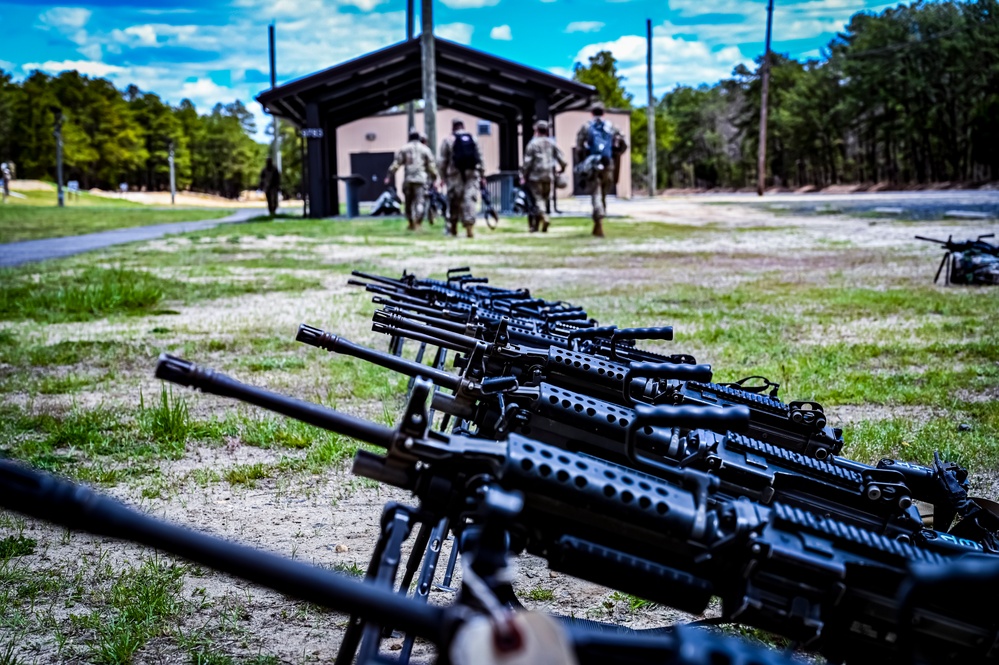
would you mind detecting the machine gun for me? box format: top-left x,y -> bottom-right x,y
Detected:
0,459 -> 819,665
156,355 -> 995,665
294,326 -> 989,547
915,234 -> 999,285
324,317 -> 842,459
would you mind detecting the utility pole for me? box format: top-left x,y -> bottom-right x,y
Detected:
646,18 -> 656,197
421,0 -> 437,155
53,110 -> 64,208
406,0 -> 415,132
269,22 -> 282,172
168,141 -> 176,205
756,0 -> 775,196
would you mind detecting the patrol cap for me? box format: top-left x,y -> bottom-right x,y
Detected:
452,117 -> 464,128
590,101 -> 605,115
534,119 -> 549,132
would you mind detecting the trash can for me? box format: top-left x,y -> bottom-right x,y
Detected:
337,175 -> 365,218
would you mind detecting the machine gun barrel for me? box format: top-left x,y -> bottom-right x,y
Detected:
0,459 -> 447,642
155,354 -> 396,448
914,235 -> 948,245
296,324 -> 460,391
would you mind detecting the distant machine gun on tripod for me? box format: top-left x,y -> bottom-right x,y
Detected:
916,233 -> 999,285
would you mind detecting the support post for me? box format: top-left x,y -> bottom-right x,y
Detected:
646,18 -> 656,198
756,0 -> 774,196
421,0 -> 437,155
168,141 -> 176,205
53,111 -> 64,208
406,0 -> 416,132
269,23 -> 282,172
305,102 -> 327,218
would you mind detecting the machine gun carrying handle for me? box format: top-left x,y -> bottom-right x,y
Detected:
623,362 -> 713,401
624,405 -> 750,474
631,403 -> 751,433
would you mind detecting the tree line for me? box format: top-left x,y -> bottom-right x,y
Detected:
0,69 -> 301,199
576,0 -> 999,190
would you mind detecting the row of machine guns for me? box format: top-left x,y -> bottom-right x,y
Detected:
3,267 -> 999,665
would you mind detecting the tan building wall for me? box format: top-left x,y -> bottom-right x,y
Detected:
335,107 -> 631,201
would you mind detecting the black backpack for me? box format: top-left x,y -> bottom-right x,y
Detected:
587,120 -> 614,164
451,133 -> 478,172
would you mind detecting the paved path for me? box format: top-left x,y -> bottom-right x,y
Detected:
0,208 -> 266,268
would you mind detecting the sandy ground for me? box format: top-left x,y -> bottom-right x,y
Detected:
2,195 -> 997,664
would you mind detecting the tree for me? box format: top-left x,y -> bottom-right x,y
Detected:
572,51 -> 634,110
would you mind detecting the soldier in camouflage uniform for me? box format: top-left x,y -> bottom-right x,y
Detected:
520,120 -> 567,233
386,128 -> 439,230
575,101 -> 626,238
438,117 -> 484,238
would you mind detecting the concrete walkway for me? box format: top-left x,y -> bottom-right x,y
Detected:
0,208 -> 266,268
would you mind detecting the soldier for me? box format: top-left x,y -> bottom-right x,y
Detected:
575,101 -> 627,237
439,117 -> 484,238
385,127 -> 439,230
520,119 -> 567,233
0,162 -> 10,203
259,157 -> 281,216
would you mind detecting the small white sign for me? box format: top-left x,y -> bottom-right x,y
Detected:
67,180 -> 79,192
119,183 -> 129,192
301,128 -> 324,139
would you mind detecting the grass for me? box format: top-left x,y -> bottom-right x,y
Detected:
0,189 -> 234,243
0,198 -> 996,663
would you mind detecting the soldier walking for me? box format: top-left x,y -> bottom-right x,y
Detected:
385,128 -> 439,230
439,117 -> 484,238
520,120 -> 567,233
259,157 -> 281,216
575,102 -> 627,237
0,162 -> 11,203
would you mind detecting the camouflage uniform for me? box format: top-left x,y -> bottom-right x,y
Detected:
576,115 -> 626,237
439,130 -> 484,237
388,139 -> 439,229
521,127 -> 567,233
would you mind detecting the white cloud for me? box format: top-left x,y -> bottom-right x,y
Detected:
566,21 -> 604,33
22,59 -> 126,78
574,34 -> 749,96
78,43 -> 103,60
547,65 -> 574,79
440,0 -> 500,7
0,59 -> 16,72
436,22 -> 474,44
342,0 -> 389,9
489,25 -> 512,40
38,7 -> 91,31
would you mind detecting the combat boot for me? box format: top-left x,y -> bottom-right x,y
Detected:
466,225 -> 474,239
541,219 -> 550,233
446,220 -> 458,236
407,220 -> 416,231
592,218 -> 605,238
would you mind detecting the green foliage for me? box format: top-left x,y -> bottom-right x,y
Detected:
0,536 -> 36,560
223,463 -> 271,488
572,51 -> 634,110
524,587 -> 555,601
0,69 -> 267,197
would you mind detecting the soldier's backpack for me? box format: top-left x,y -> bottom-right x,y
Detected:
587,119 -> 614,164
451,133 -> 478,172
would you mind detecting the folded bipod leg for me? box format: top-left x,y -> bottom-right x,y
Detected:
334,504 -> 416,665
397,517 -> 451,663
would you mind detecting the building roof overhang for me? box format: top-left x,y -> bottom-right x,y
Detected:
256,38 -> 595,128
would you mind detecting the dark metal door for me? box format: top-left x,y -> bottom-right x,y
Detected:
349,152 -> 395,202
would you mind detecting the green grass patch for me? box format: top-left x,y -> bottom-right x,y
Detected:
524,587 -> 554,602
71,557 -> 186,665
0,536 -> 36,559
0,191 -> 232,243
0,266 -> 322,324
223,463 -> 271,488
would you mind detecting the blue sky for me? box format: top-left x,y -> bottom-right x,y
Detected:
0,0 -> 899,139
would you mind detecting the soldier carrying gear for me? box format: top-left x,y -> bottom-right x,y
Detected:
520,119 -> 567,233
575,101 -> 627,237
386,127 -> 439,231
258,157 -> 281,216
439,117 -> 485,238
